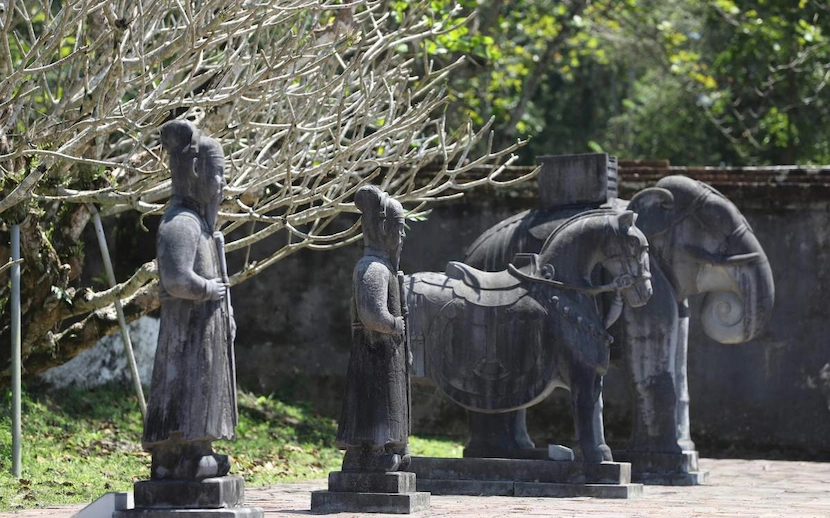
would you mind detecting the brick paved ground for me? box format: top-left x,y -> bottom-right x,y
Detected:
3,458 -> 829,517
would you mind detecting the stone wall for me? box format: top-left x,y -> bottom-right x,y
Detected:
227,166 -> 830,458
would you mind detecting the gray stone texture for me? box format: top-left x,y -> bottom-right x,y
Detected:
408,457 -> 631,484
408,457 -> 640,499
327,471 -> 417,493
456,167 -> 773,484
310,490 -> 430,514
512,482 -> 642,498
144,120 -> 236,480
614,450 -> 709,485
336,186 -> 409,469
223,170 -> 830,456
133,477 -> 245,509
536,153 -> 618,208
407,209 -> 652,463
113,509 -> 262,518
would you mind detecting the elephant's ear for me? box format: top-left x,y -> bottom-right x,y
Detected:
628,187 -> 675,237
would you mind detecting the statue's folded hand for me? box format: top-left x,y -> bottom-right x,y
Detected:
394,316 -> 405,336
206,278 -> 228,301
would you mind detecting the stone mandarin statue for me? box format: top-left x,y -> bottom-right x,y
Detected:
336,185 -> 411,473
143,119 -> 238,480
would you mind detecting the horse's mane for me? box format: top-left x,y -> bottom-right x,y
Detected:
538,208 -> 618,256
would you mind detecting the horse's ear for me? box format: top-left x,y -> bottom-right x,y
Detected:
627,187 -> 674,236
618,210 -> 636,230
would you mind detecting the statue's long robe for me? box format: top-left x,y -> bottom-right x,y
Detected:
143,204 -> 237,447
336,254 -> 409,449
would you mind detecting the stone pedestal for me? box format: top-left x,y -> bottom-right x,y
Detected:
311,471 -> 430,514
113,476 -> 263,517
613,450 -> 709,486
409,456 -> 642,498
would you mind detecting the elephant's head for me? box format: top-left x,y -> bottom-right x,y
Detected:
628,175 -> 774,343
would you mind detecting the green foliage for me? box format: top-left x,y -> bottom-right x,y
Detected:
422,0 -> 830,165
0,385 -> 463,511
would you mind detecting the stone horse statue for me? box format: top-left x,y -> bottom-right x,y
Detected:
459,175 -> 774,469
406,209 -> 653,463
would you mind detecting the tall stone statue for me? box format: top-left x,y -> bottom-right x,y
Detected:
144,119 -> 237,480
336,185 -> 410,472
115,120 -> 261,518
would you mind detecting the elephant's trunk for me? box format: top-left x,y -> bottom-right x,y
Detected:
697,254 -> 774,344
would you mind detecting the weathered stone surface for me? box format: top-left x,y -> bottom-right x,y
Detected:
622,176 -> 774,456
310,490 -> 430,514
133,476 -> 244,509
548,444 -> 575,461
408,457 -> 631,485
536,153 -> 617,209
637,471 -> 709,486
144,120 -> 237,480
462,445 -> 548,460
513,482 -> 643,499
416,479 -> 642,498
459,165 -> 775,480
336,185 -> 410,472
327,471 -> 416,493
613,450 -> 699,474
463,444 -> 574,462
415,479 -> 514,496
614,451 -> 709,485
113,508 -> 263,518
407,210 -> 652,463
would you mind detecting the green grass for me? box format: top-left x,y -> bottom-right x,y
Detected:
0,384 -> 462,511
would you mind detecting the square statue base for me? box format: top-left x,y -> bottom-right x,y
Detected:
113,476 -> 263,518
613,450 -> 709,486
409,456 -> 642,499
311,471 -> 430,514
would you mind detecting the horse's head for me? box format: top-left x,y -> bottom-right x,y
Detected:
599,210 -> 653,308
508,210 -> 652,309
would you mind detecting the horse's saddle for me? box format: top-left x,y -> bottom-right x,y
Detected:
443,261 -> 527,307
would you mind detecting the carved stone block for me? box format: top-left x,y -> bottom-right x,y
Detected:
310,490 -> 430,514
115,476 -> 263,518
536,153 -> 617,209
133,476 -> 245,509
327,471 -> 416,493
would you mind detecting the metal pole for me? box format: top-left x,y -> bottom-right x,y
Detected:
89,206 -> 147,417
11,224 -> 21,478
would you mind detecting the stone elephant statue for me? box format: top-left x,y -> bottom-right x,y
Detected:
407,209 -> 653,462
619,175 -> 775,455
460,175 -> 774,467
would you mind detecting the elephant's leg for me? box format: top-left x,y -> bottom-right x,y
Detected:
571,366 -> 612,463
675,301 -> 696,452
620,262 -> 684,453
465,409 -> 534,456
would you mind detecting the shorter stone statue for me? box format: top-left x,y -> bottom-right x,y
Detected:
336,184 -> 410,472
312,186 -> 428,514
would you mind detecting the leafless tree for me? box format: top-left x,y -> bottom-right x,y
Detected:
0,0 -> 536,380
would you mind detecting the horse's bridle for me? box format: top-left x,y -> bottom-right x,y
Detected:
507,216 -> 652,296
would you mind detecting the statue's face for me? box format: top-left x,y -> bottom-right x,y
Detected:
387,217 -> 405,254
202,161 -> 225,209
383,200 -> 405,254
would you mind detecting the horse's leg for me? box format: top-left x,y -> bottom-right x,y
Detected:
465,409 -> 534,456
571,365 -> 612,463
